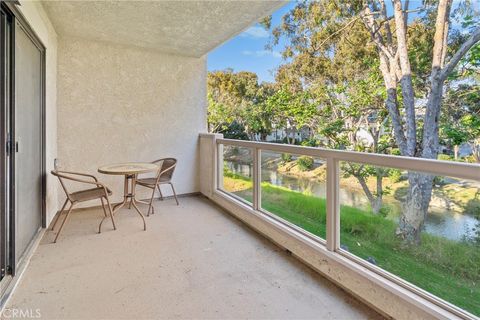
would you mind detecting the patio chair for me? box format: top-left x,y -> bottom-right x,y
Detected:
136,158 -> 179,216
50,170 -> 116,243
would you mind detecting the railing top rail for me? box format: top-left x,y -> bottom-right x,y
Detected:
217,138 -> 480,182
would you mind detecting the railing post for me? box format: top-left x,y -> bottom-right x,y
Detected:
217,143 -> 224,191
252,147 -> 262,210
326,157 -> 340,251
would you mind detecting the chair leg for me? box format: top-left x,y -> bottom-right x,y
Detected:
105,196 -> 117,232
157,185 -> 164,201
100,197 -> 108,217
51,199 -> 68,231
147,187 -> 156,217
53,202 -> 74,243
169,183 -> 179,205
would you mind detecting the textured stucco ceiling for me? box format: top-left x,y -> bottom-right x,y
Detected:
41,1 -> 285,57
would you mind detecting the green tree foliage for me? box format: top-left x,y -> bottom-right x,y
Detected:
264,88 -> 318,144
207,70 -> 273,140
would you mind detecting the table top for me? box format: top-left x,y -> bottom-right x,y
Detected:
98,162 -> 159,175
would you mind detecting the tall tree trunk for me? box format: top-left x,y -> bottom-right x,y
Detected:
397,0 -> 451,243
393,0 -> 417,156
397,58 -> 444,244
398,172 -> 434,244
454,145 -> 459,160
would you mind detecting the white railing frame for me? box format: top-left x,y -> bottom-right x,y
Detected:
217,138 -> 480,181
252,148 -> 262,210
217,137 -> 480,252
214,137 -> 480,319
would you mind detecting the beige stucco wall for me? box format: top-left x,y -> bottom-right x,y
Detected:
18,1 -> 59,224
57,37 -> 207,207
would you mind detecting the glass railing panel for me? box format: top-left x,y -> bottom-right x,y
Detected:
220,144 -> 253,205
259,151 -> 327,240
338,161 -> 480,316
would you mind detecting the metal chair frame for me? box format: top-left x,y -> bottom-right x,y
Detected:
51,170 -> 116,243
136,158 -> 179,216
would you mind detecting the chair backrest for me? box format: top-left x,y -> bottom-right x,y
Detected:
152,158 -> 177,182
51,170 -> 74,201
51,170 -> 99,201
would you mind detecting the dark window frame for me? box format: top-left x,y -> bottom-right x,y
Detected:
0,1 -> 46,278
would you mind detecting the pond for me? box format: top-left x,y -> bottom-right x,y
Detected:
225,160 -> 479,242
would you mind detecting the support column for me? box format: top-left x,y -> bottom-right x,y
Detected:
199,133 -> 223,198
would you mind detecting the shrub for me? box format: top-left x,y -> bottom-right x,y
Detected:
221,121 -> 249,140
230,146 -> 240,155
438,154 -> 454,161
297,156 -> 314,171
465,199 -> 480,218
388,169 -> 403,183
433,176 -> 446,185
378,205 -> 391,218
301,139 -> 318,147
281,153 -> 292,163
464,155 -> 478,163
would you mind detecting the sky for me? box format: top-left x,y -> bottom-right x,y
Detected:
207,1 -> 477,83
207,2 -> 296,83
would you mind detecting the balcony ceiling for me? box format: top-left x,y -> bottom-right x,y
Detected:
41,0 -> 285,57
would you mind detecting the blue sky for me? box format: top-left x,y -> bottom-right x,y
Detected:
207,1 -> 477,83
207,2 -> 295,83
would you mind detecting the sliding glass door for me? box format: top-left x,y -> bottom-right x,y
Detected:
13,20 -> 43,264
0,2 -> 45,281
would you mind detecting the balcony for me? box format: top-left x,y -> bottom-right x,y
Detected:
1,1 -> 479,319
6,196 -> 380,319
4,133 -> 478,319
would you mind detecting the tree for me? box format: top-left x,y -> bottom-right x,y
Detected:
266,2 -> 396,215
359,0 -> 480,243
313,71 -> 395,214
207,93 -> 235,133
207,70 -> 274,139
441,39 -> 480,160
265,88 -> 318,144
455,115 -> 480,162
267,0 -> 480,244
242,102 -> 273,141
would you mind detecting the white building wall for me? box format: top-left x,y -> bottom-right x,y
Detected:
56,37 -> 207,206
18,1 -> 59,225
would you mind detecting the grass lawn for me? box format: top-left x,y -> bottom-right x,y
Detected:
223,171 -> 480,316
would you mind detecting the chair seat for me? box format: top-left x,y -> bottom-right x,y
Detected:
70,187 -> 112,202
137,176 -> 170,186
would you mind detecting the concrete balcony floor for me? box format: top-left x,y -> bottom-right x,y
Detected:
7,196 -> 382,319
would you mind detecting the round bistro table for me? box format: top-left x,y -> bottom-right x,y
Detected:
98,162 -> 159,230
